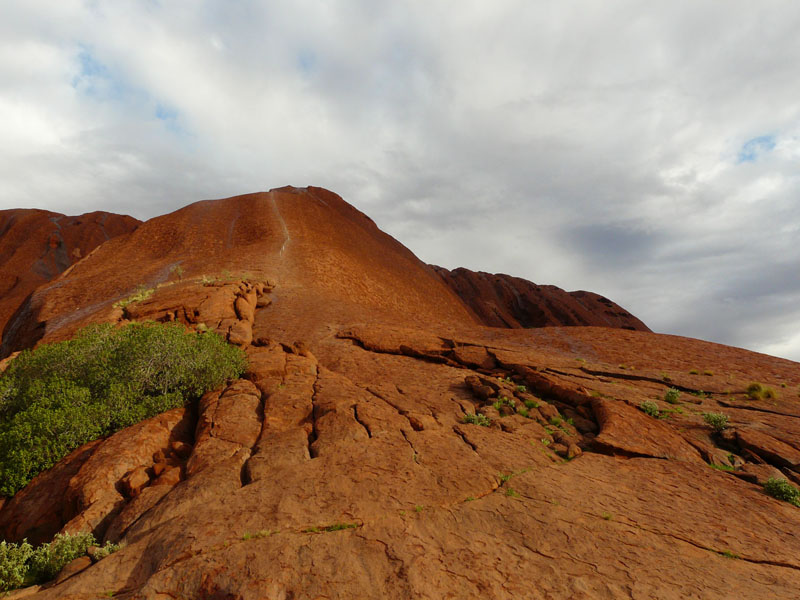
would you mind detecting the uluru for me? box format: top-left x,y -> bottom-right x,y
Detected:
0,186 -> 799,599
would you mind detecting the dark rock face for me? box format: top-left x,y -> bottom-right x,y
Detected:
432,266 -> 650,331
0,209 -> 140,347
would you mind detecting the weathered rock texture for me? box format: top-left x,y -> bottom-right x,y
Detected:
0,209 -> 140,346
433,266 -> 651,331
1,187 -> 799,599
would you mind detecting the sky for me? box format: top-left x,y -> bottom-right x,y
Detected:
2,1 -> 799,361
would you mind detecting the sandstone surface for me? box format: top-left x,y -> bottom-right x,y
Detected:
1,187 -> 799,599
0,209 -> 139,348
433,266 -> 650,331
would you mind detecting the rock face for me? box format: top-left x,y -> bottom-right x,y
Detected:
0,209 -> 140,348
1,187 -> 800,599
433,265 -> 651,331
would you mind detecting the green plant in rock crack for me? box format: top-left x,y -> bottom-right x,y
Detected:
702,412 -> 729,433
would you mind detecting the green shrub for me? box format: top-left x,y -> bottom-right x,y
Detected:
462,413 -> 491,427
639,401 -> 659,417
664,388 -> 681,404
764,477 -> 800,507
0,322 -> 247,497
746,382 -> 775,400
523,399 -> 539,409
0,539 -> 33,592
28,531 -> 95,583
89,541 -> 122,561
702,412 -> 729,432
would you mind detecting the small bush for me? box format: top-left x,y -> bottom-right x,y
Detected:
689,369 -> 699,375
702,412 -> 729,433
664,388 -> 681,404
0,322 -> 247,496
89,541 -> 122,561
639,401 -> 660,417
113,284 -> 154,310
746,382 -> 775,400
524,399 -> 539,409
764,478 -> 800,507
28,531 -> 95,583
0,540 -> 33,592
518,407 -> 530,418
462,413 -> 491,427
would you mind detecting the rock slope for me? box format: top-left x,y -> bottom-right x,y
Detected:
0,209 -> 140,347
433,266 -> 650,331
1,188 -> 799,599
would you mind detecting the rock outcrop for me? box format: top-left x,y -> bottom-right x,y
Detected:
432,266 -> 650,331
0,209 -> 140,344
1,187 -> 799,599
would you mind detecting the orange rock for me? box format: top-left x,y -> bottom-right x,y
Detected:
121,466 -> 150,498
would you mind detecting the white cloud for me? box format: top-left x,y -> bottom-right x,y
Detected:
1,0 -> 799,361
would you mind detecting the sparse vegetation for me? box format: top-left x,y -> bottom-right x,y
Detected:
516,385 -> 527,393
113,284 -> 154,310
462,413 -> 491,427
0,322 -> 247,497
689,369 -> 699,375
169,264 -> 184,280
764,477 -> 800,507
703,370 -> 714,376
493,396 -> 516,412
718,550 -> 739,559
524,399 -> 539,409
601,512 -> 613,521
505,487 -> 521,498
709,463 -> 735,472
0,532 -> 120,592
518,407 -> 530,418
746,382 -> 776,400
702,412 -> 729,433
242,530 -> 272,540
639,400 -> 660,418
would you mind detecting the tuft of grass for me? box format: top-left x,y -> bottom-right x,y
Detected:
516,385 -> 527,393
709,463 -> 735,472
746,382 -> 776,400
462,413 -> 491,427
702,412 -> 729,433
549,416 -> 563,426
524,399 -> 539,409
718,550 -> 739,559
465,496 -> 476,502
518,407 -> 530,418
639,400 -> 660,418
505,487 -> 521,498
764,478 -> 800,507
169,264 -> 184,280
601,512 -> 613,521
242,529 -> 272,540
689,369 -> 699,375
113,284 -> 154,310
414,505 -> 424,513
703,370 -> 714,376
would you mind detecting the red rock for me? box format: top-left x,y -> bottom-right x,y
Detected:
54,555 -> 92,584
0,209 -> 139,349
736,428 -> 800,470
592,398 -> 704,463
1,188 -> 800,599
121,466 -> 151,498
432,266 -> 650,331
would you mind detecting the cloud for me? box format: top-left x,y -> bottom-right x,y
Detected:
1,0 -> 799,361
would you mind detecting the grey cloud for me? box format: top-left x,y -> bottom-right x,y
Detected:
1,1 -> 799,361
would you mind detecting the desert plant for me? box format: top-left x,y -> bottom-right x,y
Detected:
113,284 -> 154,310
689,369 -> 699,375
169,264 -> 184,280
639,401 -> 660,417
0,322 -> 247,496
462,413 -> 491,427
27,531 -> 95,583
524,399 -> 539,409
89,541 -> 122,561
0,539 -> 33,592
702,412 -> 729,433
664,388 -> 681,404
764,477 -> 800,507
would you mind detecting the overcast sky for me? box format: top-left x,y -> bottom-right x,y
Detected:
2,1 -> 799,361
